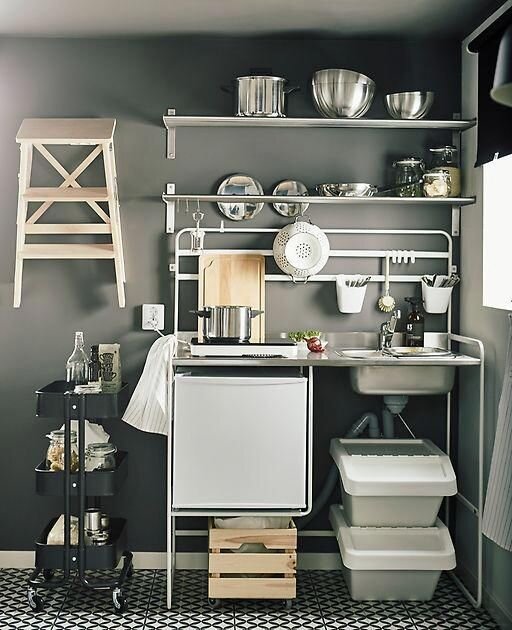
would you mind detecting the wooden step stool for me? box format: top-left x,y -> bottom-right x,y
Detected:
14,118 -> 126,307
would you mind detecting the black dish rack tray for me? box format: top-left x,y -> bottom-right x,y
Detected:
36,380 -> 130,419
35,517 -> 127,570
35,451 -> 128,496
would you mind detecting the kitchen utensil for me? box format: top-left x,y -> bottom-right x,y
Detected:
190,204 -> 205,251
217,174 -> 264,221
198,254 -> 265,342
191,305 -> 264,343
317,183 -> 377,197
222,75 -> 299,118
385,91 -> 434,119
311,69 -> 376,118
85,508 -> 102,533
273,217 -> 330,282
316,182 -> 425,198
378,252 -> 396,312
383,346 -> 453,358
392,158 -> 425,197
272,180 -> 309,216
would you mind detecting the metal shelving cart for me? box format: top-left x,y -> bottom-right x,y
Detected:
27,380 -> 133,614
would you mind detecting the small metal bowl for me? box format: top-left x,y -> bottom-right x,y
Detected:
317,183 -> 377,197
385,91 -> 434,120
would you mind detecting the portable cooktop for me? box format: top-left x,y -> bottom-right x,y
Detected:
189,338 -> 298,358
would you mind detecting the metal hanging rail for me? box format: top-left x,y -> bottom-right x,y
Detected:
172,226 -> 453,336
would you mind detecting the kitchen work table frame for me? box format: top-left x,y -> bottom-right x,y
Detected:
166,361 -> 314,609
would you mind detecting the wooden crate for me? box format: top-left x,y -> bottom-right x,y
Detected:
208,519 -> 297,600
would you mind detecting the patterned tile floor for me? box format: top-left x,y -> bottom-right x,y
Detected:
0,569 -> 500,630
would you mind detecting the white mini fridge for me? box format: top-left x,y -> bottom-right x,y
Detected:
172,372 -> 308,510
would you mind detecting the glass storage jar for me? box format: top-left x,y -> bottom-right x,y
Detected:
428,145 -> 461,197
85,442 -> 117,472
46,430 -> 79,472
423,169 -> 452,197
392,157 -> 425,197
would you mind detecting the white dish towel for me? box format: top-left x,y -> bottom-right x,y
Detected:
122,335 -> 177,436
482,315 -> 512,551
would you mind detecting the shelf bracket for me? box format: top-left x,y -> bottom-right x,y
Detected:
165,183 -> 176,233
166,108 -> 176,159
451,206 -> 461,237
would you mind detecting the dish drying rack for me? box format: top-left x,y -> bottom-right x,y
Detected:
170,225 -> 456,335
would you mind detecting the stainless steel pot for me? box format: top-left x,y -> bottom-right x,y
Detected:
223,75 -> 299,118
191,306 -> 264,342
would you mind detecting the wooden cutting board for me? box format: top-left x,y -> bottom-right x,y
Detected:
198,254 -> 265,342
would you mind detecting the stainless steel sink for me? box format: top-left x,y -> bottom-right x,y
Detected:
335,347 -> 456,395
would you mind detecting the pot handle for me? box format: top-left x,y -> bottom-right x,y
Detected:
221,85 -> 234,94
250,309 -> 264,318
190,309 -> 211,318
285,85 -> 301,94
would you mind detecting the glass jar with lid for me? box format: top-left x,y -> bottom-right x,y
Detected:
46,430 -> 79,472
392,157 -> 425,197
85,443 -> 117,472
428,146 -> 461,197
423,169 -> 452,198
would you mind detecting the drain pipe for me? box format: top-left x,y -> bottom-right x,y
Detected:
382,395 -> 409,438
297,412 -> 380,530
345,412 -> 380,439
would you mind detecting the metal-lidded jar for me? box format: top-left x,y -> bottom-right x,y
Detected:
46,430 -> 79,472
191,305 -> 264,342
85,442 -> 117,472
429,146 -> 461,197
423,169 -> 452,198
227,76 -> 298,118
392,157 -> 425,197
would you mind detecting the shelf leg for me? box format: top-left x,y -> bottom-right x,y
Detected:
165,183 -> 176,234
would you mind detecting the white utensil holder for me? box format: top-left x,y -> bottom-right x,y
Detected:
422,280 -> 453,314
336,275 -> 368,313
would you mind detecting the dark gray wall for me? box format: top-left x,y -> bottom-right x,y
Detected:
0,36 -> 460,552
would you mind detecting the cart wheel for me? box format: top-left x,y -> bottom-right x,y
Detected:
42,569 -> 54,582
284,599 -> 293,611
27,586 -> 44,612
208,598 -> 221,608
112,587 -> 127,614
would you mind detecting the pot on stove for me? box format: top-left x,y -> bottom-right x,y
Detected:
191,305 -> 264,342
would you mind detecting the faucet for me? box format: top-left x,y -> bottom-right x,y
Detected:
379,310 -> 401,350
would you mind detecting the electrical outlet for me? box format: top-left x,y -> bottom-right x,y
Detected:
142,304 -> 165,331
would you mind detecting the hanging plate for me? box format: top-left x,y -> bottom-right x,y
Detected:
217,173 -> 264,221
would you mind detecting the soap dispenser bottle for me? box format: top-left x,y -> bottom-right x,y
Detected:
405,297 -> 424,347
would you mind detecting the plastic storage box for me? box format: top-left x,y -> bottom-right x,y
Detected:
330,439 -> 457,527
329,505 -> 455,601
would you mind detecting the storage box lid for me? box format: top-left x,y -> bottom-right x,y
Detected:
329,504 -> 456,571
330,438 -> 457,497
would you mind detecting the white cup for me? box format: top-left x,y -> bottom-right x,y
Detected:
336,275 -> 368,313
422,280 -> 453,314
